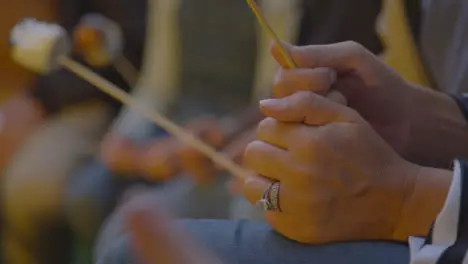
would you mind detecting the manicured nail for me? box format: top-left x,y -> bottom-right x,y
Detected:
259,99 -> 277,108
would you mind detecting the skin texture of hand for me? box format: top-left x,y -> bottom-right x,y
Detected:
124,195 -> 223,264
270,41 -> 466,167
242,91 -> 424,244
0,93 -> 44,169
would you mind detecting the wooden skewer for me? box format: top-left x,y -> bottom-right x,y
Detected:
245,0 -> 297,69
57,56 -> 250,180
113,55 -> 139,86
55,3 -> 294,181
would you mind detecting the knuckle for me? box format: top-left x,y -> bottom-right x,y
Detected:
344,41 -> 365,54
243,140 -> 262,157
243,140 -> 265,169
272,69 -> 285,86
347,108 -> 361,120
295,90 -> 316,107
293,163 -> 315,183
342,41 -> 372,67
310,68 -> 333,89
272,71 -> 284,97
299,130 -> 320,149
306,72 -> 320,91
241,177 -> 263,204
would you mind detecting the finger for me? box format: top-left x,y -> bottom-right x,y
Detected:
243,140 -> 290,182
241,174 -> 274,207
270,41 -> 371,72
242,175 -> 293,214
273,67 -> 337,98
326,90 -> 347,106
256,117 -> 303,149
259,91 -> 361,125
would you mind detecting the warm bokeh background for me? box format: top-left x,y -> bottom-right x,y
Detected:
0,0 -> 58,102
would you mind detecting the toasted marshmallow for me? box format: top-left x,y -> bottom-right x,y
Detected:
74,13 -> 124,67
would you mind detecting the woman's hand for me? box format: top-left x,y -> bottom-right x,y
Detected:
243,91 -> 427,244
271,41 -> 467,167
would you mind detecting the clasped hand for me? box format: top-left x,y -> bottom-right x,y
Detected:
242,41 -> 425,244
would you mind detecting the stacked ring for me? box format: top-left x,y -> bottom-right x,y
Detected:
256,181 -> 281,212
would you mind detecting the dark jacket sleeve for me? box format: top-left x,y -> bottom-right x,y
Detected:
297,0 -> 383,54
452,94 -> 468,122
29,0 -> 139,115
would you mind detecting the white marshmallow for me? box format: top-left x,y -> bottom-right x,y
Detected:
10,19 -> 71,74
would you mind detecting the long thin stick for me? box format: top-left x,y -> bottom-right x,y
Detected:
57,56 -> 250,180
113,55 -> 139,86
245,0 -> 297,69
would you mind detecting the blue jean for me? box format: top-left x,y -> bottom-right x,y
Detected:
95,219 -> 409,264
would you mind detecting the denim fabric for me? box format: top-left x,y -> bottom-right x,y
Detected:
95,220 -> 409,264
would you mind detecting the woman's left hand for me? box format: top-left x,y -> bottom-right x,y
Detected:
242,91 -> 421,244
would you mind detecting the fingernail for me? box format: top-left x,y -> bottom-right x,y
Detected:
259,99 -> 277,108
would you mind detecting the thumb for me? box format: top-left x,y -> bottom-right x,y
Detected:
259,91 -> 360,125
270,41 -> 370,72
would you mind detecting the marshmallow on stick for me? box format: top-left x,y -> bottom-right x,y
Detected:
10,19 -> 71,73
73,13 -> 123,67
73,13 -> 138,85
9,19 -> 249,180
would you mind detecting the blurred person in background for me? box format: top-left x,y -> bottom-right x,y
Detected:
0,1 -> 146,264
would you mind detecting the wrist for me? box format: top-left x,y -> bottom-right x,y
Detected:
393,165 -> 453,241
405,85 -> 468,167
